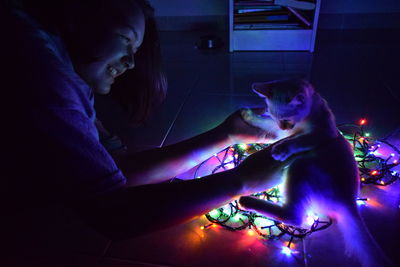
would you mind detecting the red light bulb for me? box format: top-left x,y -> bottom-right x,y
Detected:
359,118 -> 367,125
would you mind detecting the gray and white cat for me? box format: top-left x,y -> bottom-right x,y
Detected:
240,78 -> 391,267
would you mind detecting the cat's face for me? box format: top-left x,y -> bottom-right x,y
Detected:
252,79 -> 314,130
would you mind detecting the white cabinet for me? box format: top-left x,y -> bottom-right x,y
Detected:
229,0 -> 321,52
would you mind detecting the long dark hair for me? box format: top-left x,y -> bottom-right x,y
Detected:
4,0 -> 167,125
111,0 -> 167,125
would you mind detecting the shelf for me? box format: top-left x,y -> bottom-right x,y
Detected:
229,0 -> 321,52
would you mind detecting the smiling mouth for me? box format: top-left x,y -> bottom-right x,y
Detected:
107,65 -> 119,78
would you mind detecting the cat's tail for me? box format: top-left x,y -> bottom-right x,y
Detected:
336,205 -> 392,267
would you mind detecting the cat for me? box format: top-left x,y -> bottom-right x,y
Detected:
242,78 -> 338,161
240,78 -> 392,267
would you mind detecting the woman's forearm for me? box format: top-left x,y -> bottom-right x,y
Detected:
117,126 -> 234,186
77,168 -> 243,240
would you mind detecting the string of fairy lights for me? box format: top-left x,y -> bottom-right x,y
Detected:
185,118 -> 399,255
339,119 -> 400,186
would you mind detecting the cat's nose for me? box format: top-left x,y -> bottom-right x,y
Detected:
279,121 -> 294,130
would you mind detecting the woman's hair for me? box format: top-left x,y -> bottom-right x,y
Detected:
5,0 -> 167,125
111,0 -> 167,125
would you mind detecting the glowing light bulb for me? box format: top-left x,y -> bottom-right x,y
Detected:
232,214 -> 241,222
359,119 -> 367,125
281,246 -> 292,256
390,153 -> 395,157
380,181 -> 385,185
371,170 -> 378,176
209,209 -> 219,217
225,163 -> 235,169
365,133 -> 370,137
238,144 -> 248,150
200,226 -> 205,230
306,216 -> 315,225
361,177 -> 366,182
393,160 -> 398,164
247,229 -> 254,236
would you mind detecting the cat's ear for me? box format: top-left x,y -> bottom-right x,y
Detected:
290,93 -> 305,106
252,82 -> 273,98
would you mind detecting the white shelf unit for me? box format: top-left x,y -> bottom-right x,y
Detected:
229,0 -> 321,52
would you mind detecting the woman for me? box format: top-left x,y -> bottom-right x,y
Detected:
1,0 -> 296,239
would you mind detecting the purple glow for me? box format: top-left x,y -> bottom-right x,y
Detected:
281,246 -> 292,256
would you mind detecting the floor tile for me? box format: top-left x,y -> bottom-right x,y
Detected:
2,205 -> 110,257
282,51 -> 314,65
106,216 -> 305,267
358,183 -> 400,266
303,223 -> 362,267
230,51 -> 284,64
163,94 -> 265,146
101,258 -> 170,267
159,31 -> 228,63
121,93 -> 191,148
1,249 -> 101,267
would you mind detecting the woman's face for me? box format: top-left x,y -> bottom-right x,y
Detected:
73,3 -> 145,95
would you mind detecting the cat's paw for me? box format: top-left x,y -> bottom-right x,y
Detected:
241,108 -> 270,128
240,108 -> 254,122
271,143 -> 291,161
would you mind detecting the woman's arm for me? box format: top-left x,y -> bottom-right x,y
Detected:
117,125 -> 231,186
77,144 -> 298,240
117,109 -> 271,186
77,168 -> 241,240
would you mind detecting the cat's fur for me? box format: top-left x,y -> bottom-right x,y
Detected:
240,78 -> 391,267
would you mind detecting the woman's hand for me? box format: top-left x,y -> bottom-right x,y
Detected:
217,108 -> 277,145
232,144 -> 301,195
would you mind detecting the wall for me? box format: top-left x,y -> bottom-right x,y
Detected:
321,0 -> 400,14
150,0 -> 400,16
149,0 -> 400,30
150,0 -> 226,16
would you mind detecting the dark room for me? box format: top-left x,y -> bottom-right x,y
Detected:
1,0 -> 399,266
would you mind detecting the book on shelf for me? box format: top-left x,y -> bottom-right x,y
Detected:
232,0 -> 315,30
234,14 -> 290,23
235,0 -> 274,3
235,10 -> 287,16
236,7 -> 282,13
233,22 -> 301,30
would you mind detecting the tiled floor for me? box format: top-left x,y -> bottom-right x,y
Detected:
4,29 -> 400,266
101,29 -> 400,266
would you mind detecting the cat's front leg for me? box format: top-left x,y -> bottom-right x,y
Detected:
271,138 -> 295,161
239,196 -> 303,226
272,132 -> 318,161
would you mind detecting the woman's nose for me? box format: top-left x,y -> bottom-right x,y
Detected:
121,54 -> 135,69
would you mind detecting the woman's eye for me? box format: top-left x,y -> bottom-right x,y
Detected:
120,35 -> 131,43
